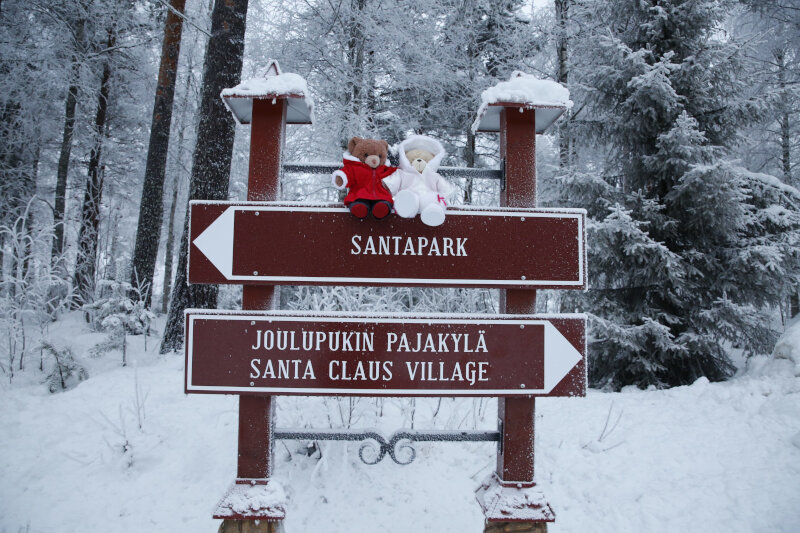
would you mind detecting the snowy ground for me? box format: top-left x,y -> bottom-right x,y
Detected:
1,313 -> 799,533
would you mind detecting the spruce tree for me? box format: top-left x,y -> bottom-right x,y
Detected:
560,0 -> 800,388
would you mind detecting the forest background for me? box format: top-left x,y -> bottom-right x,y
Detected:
1,0 -> 799,391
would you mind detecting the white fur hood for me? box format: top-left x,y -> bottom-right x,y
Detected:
396,135 -> 445,175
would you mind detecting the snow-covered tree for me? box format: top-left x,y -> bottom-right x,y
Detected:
558,0 -> 800,388
733,0 -> 800,316
268,0 -> 536,160
129,0 -> 187,308
161,0 -> 250,353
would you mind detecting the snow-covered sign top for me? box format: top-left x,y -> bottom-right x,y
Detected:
472,71 -> 572,133
221,60 -> 314,125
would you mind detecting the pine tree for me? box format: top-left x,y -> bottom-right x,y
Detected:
50,2 -> 88,274
72,26 -> 115,306
560,0 -> 800,388
129,0 -> 187,308
160,0 -> 249,353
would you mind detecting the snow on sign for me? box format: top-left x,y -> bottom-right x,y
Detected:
188,201 -> 587,289
184,311 -> 586,397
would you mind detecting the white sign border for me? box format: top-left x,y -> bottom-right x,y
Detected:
185,311 -> 587,397
189,202 -> 587,288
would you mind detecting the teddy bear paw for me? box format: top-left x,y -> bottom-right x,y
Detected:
394,190 -> 419,218
420,204 -> 445,227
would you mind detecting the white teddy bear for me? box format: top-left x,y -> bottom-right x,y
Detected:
382,135 -> 455,226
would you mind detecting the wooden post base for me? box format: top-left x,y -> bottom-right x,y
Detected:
219,519 -> 284,533
484,522 -> 547,533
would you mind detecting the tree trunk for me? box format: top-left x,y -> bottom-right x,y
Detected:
555,0 -> 570,168
129,0 -> 187,307
105,214 -> 120,283
0,100 -> 18,212
0,97 -> 37,295
161,16 -> 201,315
160,0 -> 249,353
52,17 -> 86,274
22,151 -> 39,280
775,48 -> 797,317
347,0 -> 367,119
780,109 -> 790,183
774,48 -> 791,185
72,29 -> 114,307
161,175 -> 180,314
464,130 -> 476,204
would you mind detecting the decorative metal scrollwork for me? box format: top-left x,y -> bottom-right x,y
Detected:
275,428 -> 500,466
356,431 -> 388,465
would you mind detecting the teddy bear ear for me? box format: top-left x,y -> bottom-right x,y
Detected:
348,137 -> 361,154
381,140 -> 389,151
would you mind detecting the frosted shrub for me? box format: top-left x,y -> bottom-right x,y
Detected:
84,280 -> 156,336
85,280 -> 156,366
88,327 -> 125,359
284,285 -> 497,315
41,342 -> 88,393
0,199 -> 70,381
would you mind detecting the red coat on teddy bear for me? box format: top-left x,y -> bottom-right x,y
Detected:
332,137 -> 397,219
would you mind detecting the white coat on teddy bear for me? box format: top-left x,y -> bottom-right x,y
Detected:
382,135 -> 456,227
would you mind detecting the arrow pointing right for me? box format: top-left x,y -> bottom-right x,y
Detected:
543,322 -> 583,393
185,311 -> 586,397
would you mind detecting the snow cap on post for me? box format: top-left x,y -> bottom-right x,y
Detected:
221,59 -> 314,125
472,71 -> 572,134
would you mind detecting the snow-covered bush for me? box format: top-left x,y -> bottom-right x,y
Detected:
773,320 -> 800,369
0,200 -> 71,381
283,285 -> 497,315
83,280 -> 156,336
84,280 -> 157,366
41,342 -> 88,393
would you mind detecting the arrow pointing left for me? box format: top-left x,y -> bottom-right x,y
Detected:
188,201 -> 586,288
193,206 -> 235,278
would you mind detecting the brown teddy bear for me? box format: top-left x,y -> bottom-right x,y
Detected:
332,137 -> 398,219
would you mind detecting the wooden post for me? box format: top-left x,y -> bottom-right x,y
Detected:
239,97 -> 285,479
222,97 -> 287,532
483,107 -> 551,532
497,107 -> 538,485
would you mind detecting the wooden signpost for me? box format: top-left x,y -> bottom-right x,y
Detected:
189,203 -> 586,289
187,62 -> 585,533
185,311 -> 585,397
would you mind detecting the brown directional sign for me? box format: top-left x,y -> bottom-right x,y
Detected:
184,311 -> 586,397
188,201 -> 586,289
